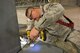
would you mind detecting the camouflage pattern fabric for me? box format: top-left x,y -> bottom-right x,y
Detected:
34,3 -> 71,41
68,30 -> 80,51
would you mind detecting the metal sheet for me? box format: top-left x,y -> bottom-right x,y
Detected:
19,41 -> 63,53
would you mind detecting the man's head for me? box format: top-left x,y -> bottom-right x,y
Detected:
25,7 -> 42,21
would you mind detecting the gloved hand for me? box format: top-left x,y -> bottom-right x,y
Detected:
30,27 -> 39,41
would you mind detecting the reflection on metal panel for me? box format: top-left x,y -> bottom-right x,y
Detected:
19,41 -> 63,53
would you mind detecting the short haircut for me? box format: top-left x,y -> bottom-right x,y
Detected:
25,6 -> 33,17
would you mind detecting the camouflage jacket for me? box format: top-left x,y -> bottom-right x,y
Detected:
34,3 -> 71,41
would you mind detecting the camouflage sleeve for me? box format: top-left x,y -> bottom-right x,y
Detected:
34,17 -> 47,31
34,3 -> 64,31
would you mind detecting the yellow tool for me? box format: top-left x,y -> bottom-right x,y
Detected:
26,30 -> 30,37
26,30 -> 46,41
40,30 -> 46,41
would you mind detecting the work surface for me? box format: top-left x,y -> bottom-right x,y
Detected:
19,41 -> 63,53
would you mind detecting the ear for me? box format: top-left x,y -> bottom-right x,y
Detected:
40,6 -> 44,16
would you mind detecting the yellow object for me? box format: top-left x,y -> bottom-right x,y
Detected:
40,31 -> 45,41
40,30 -> 46,41
26,30 -> 30,37
26,30 -> 46,41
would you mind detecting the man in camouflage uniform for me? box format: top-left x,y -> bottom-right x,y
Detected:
25,0 -> 78,53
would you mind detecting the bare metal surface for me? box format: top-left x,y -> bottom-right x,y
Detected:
19,41 -> 63,53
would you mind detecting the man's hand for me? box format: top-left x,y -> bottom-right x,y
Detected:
30,27 -> 39,41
